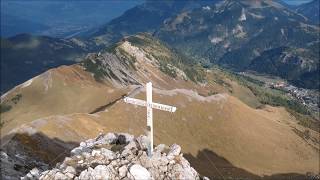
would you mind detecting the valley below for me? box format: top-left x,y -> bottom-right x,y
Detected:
239,71 -> 319,118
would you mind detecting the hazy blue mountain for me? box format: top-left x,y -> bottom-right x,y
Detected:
1,0 -> 142,38
295,0 -> 319,24
1,14 -> 49,37
271,0 -> 318,24
274,0 -> 297,8
88,0 -> 220,46
1,34 -> 89,93
155,0 -> 319,89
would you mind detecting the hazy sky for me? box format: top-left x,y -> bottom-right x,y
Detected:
283,0 -> 313,5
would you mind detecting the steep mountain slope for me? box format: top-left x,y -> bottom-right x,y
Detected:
295,0 -> 319,24
155,0 -> 319,89
1,34 -> 89,93
249,45 -> 320,88
1,34 -> 319,179
0,34 -> 205,136
88,0 -> 219,46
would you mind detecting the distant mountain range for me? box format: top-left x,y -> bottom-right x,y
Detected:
87,0 -> 221,46
1,34 -> 89,93
294,0 -> 319,24
1,14 -> 50,38
86,0 -> 319,89
155,0 -> 319,88
1,0 -> 319,92
2,0 -> 317,38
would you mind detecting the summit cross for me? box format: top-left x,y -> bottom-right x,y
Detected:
124,82 -> 177,157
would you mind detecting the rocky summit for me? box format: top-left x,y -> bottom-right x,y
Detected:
21,132 -> 203,180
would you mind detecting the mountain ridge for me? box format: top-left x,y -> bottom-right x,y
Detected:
294,0 -> 319,24
87,0 -> 220,46
155,0 -> 319,89
1,34 -> 319,179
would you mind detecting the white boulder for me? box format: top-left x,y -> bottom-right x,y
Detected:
118,166 -> 128,178
167,144 -> 181,160
105,133 -> 117,144
100,148 -> 116,160
129,164 -> 152,180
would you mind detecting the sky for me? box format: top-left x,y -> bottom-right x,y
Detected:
283,0 -> 313,5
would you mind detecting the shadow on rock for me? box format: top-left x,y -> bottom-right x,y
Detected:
1,132 -> 79,179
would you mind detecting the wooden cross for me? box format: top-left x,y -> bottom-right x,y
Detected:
124,82 -> 177,157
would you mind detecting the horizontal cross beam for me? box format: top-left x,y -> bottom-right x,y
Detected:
124,97 -> 176,113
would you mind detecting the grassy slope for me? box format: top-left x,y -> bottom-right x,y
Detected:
0,65 -> 130,136
218,68 -> 319,132
5,89 -> 319,178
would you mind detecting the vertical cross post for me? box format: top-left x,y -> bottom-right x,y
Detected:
146,82 -> 153,157
124,82 -> 176,157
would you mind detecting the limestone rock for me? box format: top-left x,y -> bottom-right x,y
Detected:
78,167 -> 95,180
129,164 -> 152,180
63,166 -> 76,175
100,148 -> 116,160
118,166 -> 128,178
22,132 -> 204,180
136,135 -> 149,150
92,165 -> 111,179
30,168 -> 40,177
167,144 -> 181,160
119,133 -> 134,143
54,171 -> 69,180
104,132 -> 117,144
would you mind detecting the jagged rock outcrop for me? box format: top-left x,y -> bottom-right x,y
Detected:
22,133 -> 204,180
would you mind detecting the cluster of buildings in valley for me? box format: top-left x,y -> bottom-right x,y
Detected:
236,72 -> 319,116
270,82 -> 319,113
